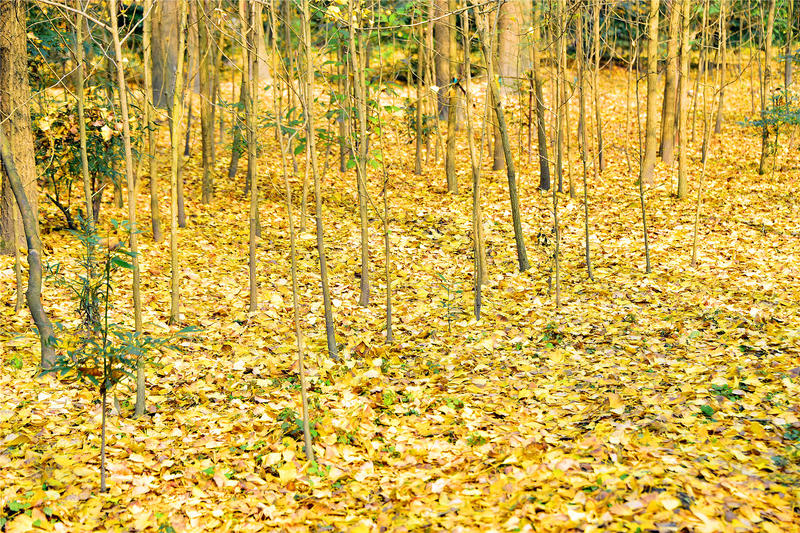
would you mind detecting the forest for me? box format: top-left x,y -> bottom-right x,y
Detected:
1,0 -> 799,530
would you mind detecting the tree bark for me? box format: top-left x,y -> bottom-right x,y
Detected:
0,129 -> 56,370
786,0 -> 794,88
677,0 -> 690,198
445,0 -> 458,192
246,0 -> 260,312
143,0 -> 162,242
592,0 -> 605,172
531,1 -> 550,191
462,4 -> 487,304
1,0 -> 38,256
152,0 -> 179,108
714,0 -> 728,135
660,0 -> 681,164
433,0 -> 450,118
641,0 -> 660,185
300,0 -> 337,358
758,0 -> 777,175
169,2 -> 188,323
478,8 -> 529,272
200,0 -> 215,204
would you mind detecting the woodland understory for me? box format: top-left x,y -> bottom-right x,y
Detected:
2,59 -> 800,531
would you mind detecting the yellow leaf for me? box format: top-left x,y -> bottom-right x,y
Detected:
277,462 -> 297,484
660,495 -> 681,511
608,393 -> 624,410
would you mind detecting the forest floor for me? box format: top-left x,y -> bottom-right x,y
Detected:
2,67 -> 800,532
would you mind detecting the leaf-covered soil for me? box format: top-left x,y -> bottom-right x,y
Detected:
2,68 -> 799,532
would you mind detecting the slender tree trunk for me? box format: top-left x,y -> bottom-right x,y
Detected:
677,0 -> 690,198
143,0 -> 162,243
151,0 -> 178,108
0,0 -> 38,255
0,129 -> 56,370
200,0 -> 214,204
462,5 -> 487,320
415,14 -> 425,176
690,2 -> 708,143
445,0 -> 458,192
640,0 -> 660,185
246,0 -> 260,312
531,1 -> 550,191
301,0 -> 338,358
433,0 -> 450,118
109,0 -> 145,417
373,6 -> 394,342
169,2 -> 188,323
13,213 -> 23,312
478,7 -> 529,272
554,0 -> 565,191
577,6 -> 593,280
592,0 -> 604,172
692,29 -> 715,266
74,0 -> 92,227
661,0 -> 681,164
270,0 -> 315,462
230,70 -> 247,183
714,0 -> 728,134
349,0 -> 371,306
787,0 -> 794,88
758,0 -> 777,175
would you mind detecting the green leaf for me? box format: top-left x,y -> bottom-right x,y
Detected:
111,257 -> 133,270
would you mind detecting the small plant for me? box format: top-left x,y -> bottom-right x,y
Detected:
541,322 -> 563,348
443,397 -> 464,410
710,384 -> 739,401
466,433 -> 487,447
699,404 -> 715,419
437,273 -> 464,334
308,461 -> 331,478
743,87 -> 800,174
44,217 -> 192,492
32,102 -> 126,227
278,408 -> 318,441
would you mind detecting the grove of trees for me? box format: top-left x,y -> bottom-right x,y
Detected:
1,0 -> 799,530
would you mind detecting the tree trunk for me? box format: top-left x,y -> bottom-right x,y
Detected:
714,0 -> 728,135
1,0 -> 38,256
554,0 -> 566,191
478,8 -> 529,272
577,6 -> 593,280
498,0 -> 521,92
531,1 -> 550,191
152,0 -> 179,108
677,0 -> 690,198
433,0 -> 450,118
415,14 -> 425,176
758,0 -> 777,175
660,0 -> 681,164
169,2 -> 188,323
0,129 -> 56,370
143,0 -> 162,243
109,0 -> 146,418
246,0 -> 260,312
786,0 -> 794,88
300,0 -> 338,358
348,0 -> 371,307
200,0 -> 214,204
592,0 -> 605,172
641,0 -> 660,185
445,0 -> 458,192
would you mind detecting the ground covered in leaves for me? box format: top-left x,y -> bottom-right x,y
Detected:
2,68 -> 800,532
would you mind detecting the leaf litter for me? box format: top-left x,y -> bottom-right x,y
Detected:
1,69 -> 799,532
